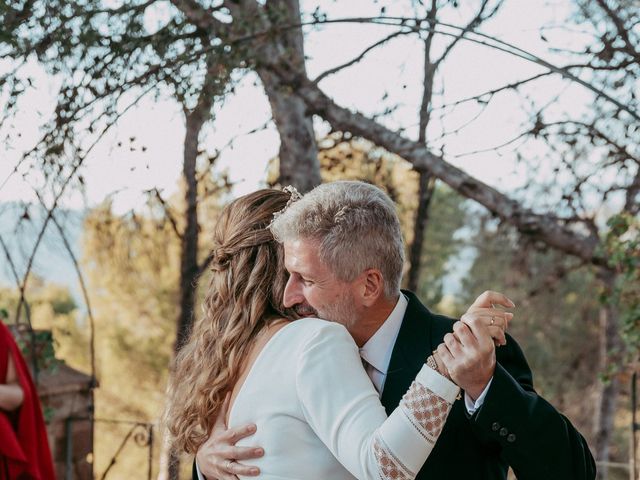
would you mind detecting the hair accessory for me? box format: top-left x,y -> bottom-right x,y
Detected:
268,185 -> 302,227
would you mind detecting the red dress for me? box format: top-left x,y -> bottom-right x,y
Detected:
0,322 -> 55,480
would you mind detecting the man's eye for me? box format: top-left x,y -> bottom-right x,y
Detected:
302,278 -> 314,286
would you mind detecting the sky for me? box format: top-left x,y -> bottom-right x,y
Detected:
0,0 -> 592,213
0,0 -> 614,298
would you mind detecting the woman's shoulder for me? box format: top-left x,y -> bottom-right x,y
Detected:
287,317 -> 349,334
283,318 -> 354,350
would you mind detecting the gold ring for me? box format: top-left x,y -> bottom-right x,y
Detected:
490,316 -> 495,326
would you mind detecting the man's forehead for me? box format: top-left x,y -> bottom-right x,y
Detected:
284,237 -> 318,253
284,238 -> 322,270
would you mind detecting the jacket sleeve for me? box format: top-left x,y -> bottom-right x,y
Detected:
296,321 -> 460,480
470,335 -> 596,480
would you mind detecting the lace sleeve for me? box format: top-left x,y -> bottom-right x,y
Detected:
296,322 -> 459,480
373,364 -> 456,479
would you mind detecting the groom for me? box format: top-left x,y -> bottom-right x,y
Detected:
195,181 -> 595,479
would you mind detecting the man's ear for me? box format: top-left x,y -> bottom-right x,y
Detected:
360,269 -> 384,307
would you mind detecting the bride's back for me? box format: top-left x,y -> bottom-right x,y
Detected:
229,318 -> 367,480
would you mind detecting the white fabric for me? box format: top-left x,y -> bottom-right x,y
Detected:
464,378 -> 493,414
195,461 -> 205,480
224,318 -> 458,480
358,294 -> 407,393
358,293 -> 491,414
416,364 -> 460,404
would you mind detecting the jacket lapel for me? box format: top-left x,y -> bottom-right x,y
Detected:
381,291 -> 437,415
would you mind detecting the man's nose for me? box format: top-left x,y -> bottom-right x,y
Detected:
283,276 -> 303,308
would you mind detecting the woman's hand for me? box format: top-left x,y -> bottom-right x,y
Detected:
433,291 -> 514,397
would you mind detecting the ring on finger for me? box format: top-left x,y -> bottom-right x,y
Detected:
490,316 -> 495,326
226,459 -> 235,471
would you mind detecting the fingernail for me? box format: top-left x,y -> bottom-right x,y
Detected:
250,468 -> 260,475
255,448 -> 264,456
508,299 -> 515,307
506,312 -> 514,319
247,424 -> 256,432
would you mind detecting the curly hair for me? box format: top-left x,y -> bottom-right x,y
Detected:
164,189 -> 295,454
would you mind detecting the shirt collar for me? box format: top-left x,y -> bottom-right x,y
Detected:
359,293 -> 408,374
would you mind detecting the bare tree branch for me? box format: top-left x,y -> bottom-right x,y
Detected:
169,0 -> 230,34
13,81 -> 160,324
148,188 -> 183,239
624,168 -> 640,216
593,0 -> 640,64
312,30 -> 409,85
417,0 -> 438,143
0,234 -> 23,297
36,192 -> 98,386
290,77 -> 603,265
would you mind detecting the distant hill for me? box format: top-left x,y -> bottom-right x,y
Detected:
0,202 -> 85,305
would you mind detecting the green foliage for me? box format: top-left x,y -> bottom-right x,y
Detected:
459,220 -> 600,441
414,187 -> 467,307
14,329 -> 60,374
601,213 -> 640,361
0,280 -> 86,372
1,0 -> 237,192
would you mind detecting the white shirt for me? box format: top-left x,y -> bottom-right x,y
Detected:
358,293 -> 407,394
196,318 -> 459,480
358,294 -> 491,413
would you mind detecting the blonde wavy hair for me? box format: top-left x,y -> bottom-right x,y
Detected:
164,189 -> 295,454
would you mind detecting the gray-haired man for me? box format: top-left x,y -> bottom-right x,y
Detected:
195,180 -> 595,480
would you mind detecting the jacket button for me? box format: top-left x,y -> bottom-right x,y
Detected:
491,422 -> 500,431
499,427 -> 508,436
507,433 -> 516,443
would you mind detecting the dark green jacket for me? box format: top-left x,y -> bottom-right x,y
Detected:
382,291 -> 596,479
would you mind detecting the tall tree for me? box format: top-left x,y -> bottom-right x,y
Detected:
407,0 -> 502,292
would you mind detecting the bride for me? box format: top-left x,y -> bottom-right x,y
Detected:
164,188 -> 505,480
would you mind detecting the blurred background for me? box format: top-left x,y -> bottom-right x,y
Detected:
0,0 -> 638,478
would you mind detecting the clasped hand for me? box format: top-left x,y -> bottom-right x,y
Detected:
435,290 -> 515,401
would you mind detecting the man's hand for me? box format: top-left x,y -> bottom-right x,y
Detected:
437,291 -> 514,400
196,396 -> 264,479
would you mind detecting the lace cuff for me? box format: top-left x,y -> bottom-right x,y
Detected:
373,365 -> 459,479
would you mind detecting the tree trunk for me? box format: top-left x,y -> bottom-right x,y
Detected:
164,106 -> 203,480
407,173 -> 436,292
162,61 -> 223,480
407,26 -> 438,293
255,0 -> 320,193
258,66 -> 321,193
595,268 -> 623,480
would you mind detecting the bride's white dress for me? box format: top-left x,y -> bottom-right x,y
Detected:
229,318 -> 459,480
